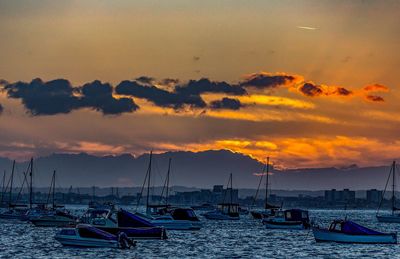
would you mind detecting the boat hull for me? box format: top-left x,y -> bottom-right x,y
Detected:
312,228 -> 397,244
97,226 -> 167,240
151,220 -> 202,230
203,213 -> 239,220
31,217 -> 76,227
55,236 -> 119,248
263,220 -> 306,230
376,215 -> 400,223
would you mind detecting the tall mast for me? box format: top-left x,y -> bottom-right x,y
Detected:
166,158 -> 171,207
230,173 -> 233,205
393,161 -> 396,215
265,157 -> 270,210
146,151 -> 153,214
9,160 -> 15,206
29,158 -> 33,209
52,170 -> 56,209
0,170 -> 5,203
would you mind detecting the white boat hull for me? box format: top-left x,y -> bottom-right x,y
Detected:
151,220 -> 202,230
312,228 -> 397,244
55,235 -> 119,248
376,215 -> 400,223
263,221 -> 305,230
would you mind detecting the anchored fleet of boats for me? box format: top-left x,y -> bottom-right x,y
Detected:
1,156 -> 400,248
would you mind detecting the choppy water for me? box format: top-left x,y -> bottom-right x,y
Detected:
1,207 -> 400,258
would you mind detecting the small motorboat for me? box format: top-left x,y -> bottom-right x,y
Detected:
262,209 -> 310,230
79,208 -> 167,239
137,207 -> 203,230
312,220 -> 397,244
55,224 -> 136,248
30,209 -> 77,227
202,203 -> 240,220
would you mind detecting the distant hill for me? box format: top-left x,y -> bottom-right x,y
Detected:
0,150 -> 392,190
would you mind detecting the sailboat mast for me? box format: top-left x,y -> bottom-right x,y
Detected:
166,158 -> 171,207
9,160 -> 15,206
393,161 -> 396,215
1,170 -> 5,203
52,170 -> 56,209
230,173 -> 233,205
265,157 -> 269,210
146,151 -> 153,214
29,158 -> 33,209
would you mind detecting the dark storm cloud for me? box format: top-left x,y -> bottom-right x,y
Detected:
4,78 -> 138,115
5,78 -> 80,115
175,78 -> 246,96
335,87 -> 353,96
240,73 -> 296,89
80,80 -> 139,115
210,98 -> 244,110
116,80 -> 206,109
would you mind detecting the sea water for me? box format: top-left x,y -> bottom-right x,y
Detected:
0,207 -> 399,258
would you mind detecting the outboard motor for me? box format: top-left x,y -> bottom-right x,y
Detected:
117,232 -> 136,249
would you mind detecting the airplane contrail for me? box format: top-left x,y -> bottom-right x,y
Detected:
297,26 -> 317,30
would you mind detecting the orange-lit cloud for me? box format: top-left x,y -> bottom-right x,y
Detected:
363,84 -> 390,92
365,95 -> 385,103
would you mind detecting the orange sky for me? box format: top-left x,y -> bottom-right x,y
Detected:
0,1 -> 399,168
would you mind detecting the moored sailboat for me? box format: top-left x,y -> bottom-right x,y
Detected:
376,161 -> 400,223
262,209 -> 310,229
250,157 -> 280,219
203,173 -> 240,220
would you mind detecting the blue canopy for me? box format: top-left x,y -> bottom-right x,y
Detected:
341,221 -> 383,235
77,224 -> 116,240
117,209 -> 155,228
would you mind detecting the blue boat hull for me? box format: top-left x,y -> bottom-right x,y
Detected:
312,228 -> 397,244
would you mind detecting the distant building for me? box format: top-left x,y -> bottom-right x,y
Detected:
324,189 -> 355,203
366,189 -> 383,204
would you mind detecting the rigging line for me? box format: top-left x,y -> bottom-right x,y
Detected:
376,163 -> 392,215
135,156 -> 151,211
15,171 -> 28,203
222,173 -> 231,204
252,164 -> 266,207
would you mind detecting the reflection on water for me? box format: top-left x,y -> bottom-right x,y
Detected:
0,207 -> 398,258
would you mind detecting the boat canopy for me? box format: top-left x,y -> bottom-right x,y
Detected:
171,208 -> 199,221
77,224 -> 116,240
117,209 -> 155,228
330,220 -> 383,235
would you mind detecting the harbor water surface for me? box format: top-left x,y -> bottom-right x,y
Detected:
1,207 -> 399,258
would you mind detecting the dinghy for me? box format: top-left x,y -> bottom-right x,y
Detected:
262,209 -> 310,230
376,161 -> 400,223
312,220 -> 397,244
55,224 -> 136,248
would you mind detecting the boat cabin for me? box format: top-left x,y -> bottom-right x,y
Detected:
328,220 -> 383,235
170,208 -> 200,221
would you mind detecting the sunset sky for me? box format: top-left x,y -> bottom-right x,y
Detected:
0,0 -> 399,168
